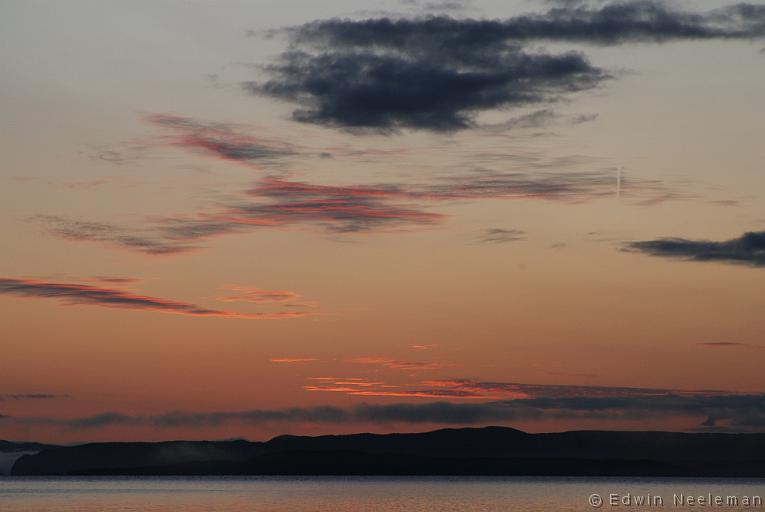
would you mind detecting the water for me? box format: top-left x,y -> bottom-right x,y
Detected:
1,477 -> 764,511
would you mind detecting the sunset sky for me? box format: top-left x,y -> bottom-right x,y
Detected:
1,0 -> 765,443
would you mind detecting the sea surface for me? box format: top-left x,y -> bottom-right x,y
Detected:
1,476 -> 764,512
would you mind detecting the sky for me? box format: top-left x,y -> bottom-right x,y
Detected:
1,0 -> 765,443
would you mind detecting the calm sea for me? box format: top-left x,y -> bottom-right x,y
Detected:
1,477 -> 764,511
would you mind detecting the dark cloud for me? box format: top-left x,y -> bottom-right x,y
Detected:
0,278 -> 307,320
4,391 -> 765,432
304,377 -> 711,400
287,3 -> 765,49
5,379 -> 764,430
250,45 -> 607,133
0,394 -> 59,401
401,0 -> 476,14
4,408 -> 351,429
250,2 -> 765,132
699,342 -> 760,348
350,389 -> 765,430
625,231 -> 765,267
481,228 -> 526,244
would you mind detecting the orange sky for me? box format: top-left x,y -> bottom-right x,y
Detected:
1,0 -> 764,443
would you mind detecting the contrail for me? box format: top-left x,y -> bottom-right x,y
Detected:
616,166 -> 622,199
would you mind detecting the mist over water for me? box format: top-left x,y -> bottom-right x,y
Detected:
0,453 -> 34,477
1,477 -> 764,512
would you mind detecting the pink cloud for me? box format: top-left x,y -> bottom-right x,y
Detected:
270,358 -> 319,364
220,286 -> 301,304
301,378 -> 719,401
144,114 -> 297,170
346,357 -> 444,371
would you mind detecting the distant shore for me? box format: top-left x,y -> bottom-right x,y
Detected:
4,426 -> 765,477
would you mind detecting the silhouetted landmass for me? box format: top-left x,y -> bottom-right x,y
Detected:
10,427 -> 765,476
0,441 -> 59,476
0,441 -> 57,452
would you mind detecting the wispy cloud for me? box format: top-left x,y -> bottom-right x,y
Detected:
699,342 -> 761,349
88,276 -> 142,285
0,278 -> 307,320
270,358 -> 319,364
288,3 -> 765,48
5,390 -> 765,431
32,215 -> 203,255
5,175 -> 111,190
482,109 -> 603,132
624,231 -> 765,267
219,286 -> 301,304
144,114 -> 298,170
0,393 -> 60,401
481,109 -> 560,131
480,228 -> 526,244
304,377 -> 727,401
346,357 -> 444,371
252,168 -> 681,204
400,0 -> 476,14
35,168 -> 683,254
228,178 -> 444,233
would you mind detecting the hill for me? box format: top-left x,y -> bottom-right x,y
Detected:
11,427 -> 765,476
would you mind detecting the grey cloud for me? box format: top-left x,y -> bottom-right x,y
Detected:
249,2 -> 765,132
0,394 -> 59,401
91,276 -> 141,284
289,3 -> 765,49
36,166 -> 681,255
33,215 -> 198,255
4,392 -> 765,432
571,113 -> 599,125
0,277 -> 306,320
250,46 -> 607,133
483,110 -> 598,131
699,342 -> 761,349
401,0 -> 475,13
354,394 -> 765,430
5,408 -> 351,429
625,231 -> 765,267
32,215 -> 247,256
481,228 -> 526,244
145,114 -> 297,168
482,109 -> 559,131
306,377 -> 723,400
